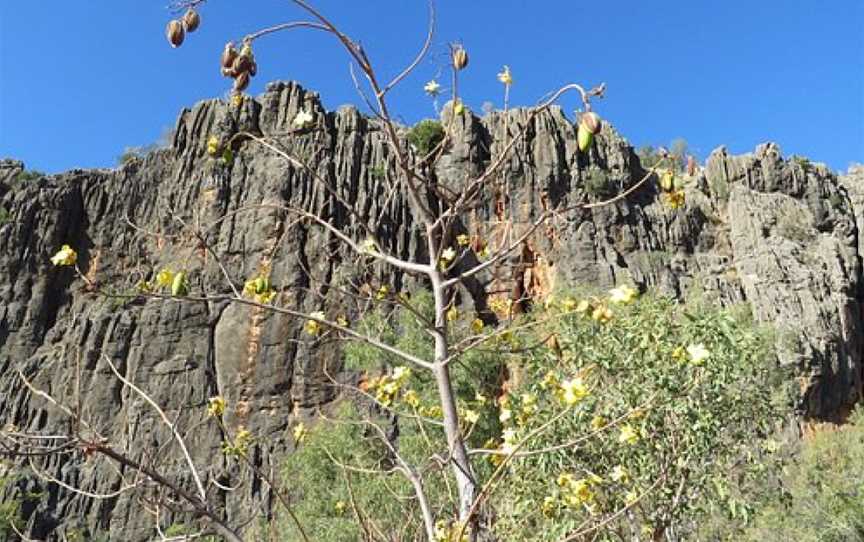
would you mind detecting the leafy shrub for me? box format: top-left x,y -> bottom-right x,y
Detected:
14,170 -> 45,183
279,289 -> 784,541
407,119 -> 444,156
737,408 -> 864,542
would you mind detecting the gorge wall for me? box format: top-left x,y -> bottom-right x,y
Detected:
1,81 -> 862,540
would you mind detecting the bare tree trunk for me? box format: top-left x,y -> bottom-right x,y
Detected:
431,272 -> 476,522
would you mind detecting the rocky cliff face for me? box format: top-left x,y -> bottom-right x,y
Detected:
1,81 -> 861,540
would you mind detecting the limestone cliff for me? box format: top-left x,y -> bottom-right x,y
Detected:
0,81 -> 861,540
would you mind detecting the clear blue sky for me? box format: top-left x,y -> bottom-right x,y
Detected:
1,1 -> 862,173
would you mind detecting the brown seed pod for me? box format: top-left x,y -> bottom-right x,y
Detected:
166,19 -> 185,48
221,42 -> 238,69
232,54 -> 251,76
221,66 -> 234,78
581,112 -> 602,135
233,71 -> 251,92
451,45 -> 469,70
182,9 -> 200,32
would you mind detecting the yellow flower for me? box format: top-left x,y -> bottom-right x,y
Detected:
625,489 -> 640,505
334,500 -> 346,514
477,245 -> 489,259
671,345 -> 686,361
463,409 -> 480,424
686,343 -> 710,365
231,93 -> 244,107
475,392 -> 488,405
423,79 -> 441,97
521,393 -> 537,414
565,479 -> 594,506
591,304 -> 613,323
664,189 -> 686,209
305,311 -> 325,336
453,100 -> 465,115
575,300 -> 591,314
156,268 -> 175,288
456,234 -> 470,246
619,424 -> 639,445
470,318 -> 484,334
590,415 -> 606,431
336,315 -> 349,327
361,238 -> 377,254
608,284 -> 638,304
293,423 -> 307,443
499,407 -> 513,424
223,426 -> 253,457
541,371 -> 559,389
442,246 -> 457,261
561,297 -> 577,311
392,366 -> 412,382
207,396 -> 226,417
402,389 -> 420,408
375,285 -> 389,300
610,465 -> 629,483
497,65 -> 513,85
206,135 -> 220,156
541,496 -> 557,518
559,377 -> 588,405
293,110 -> 314,129
446,305 -> 460,322
50,245 -> 77,267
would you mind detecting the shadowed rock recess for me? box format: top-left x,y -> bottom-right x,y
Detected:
0,81 -> 861,539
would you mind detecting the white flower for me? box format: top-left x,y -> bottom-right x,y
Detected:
441,247 -> 456,262
423,80 -> 441,97
293,110 -> 314,129
497,65 -> 513,85
686,343 -> 710,365
608,284 -> 638,304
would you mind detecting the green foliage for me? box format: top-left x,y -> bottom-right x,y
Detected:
488,293 -> 783,541
14,169 -> 45,183
0,477 -> 21,541
407,119 -> 444,156
583,169 -> 613,198
736,408 -> 864,542
0,207 -> 10,226
279,287 -> 784,541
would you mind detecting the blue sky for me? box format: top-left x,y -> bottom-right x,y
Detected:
1,1 -> 862,173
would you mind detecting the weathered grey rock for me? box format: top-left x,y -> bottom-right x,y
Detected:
0,81 -> 861,540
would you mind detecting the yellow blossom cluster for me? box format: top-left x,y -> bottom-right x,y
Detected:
556,472 -> 602,512
433,520 -> 468,542
366,366 -> 413,407
558,377 -> 589,406
243,275 -> 276,304
207,396 -> 226,417
663,190 -> 686,209
222,426 -> 253,457
50,245 -> 78,267
304,311 -> 326,336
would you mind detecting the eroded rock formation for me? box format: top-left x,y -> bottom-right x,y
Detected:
0,81 -> 861,540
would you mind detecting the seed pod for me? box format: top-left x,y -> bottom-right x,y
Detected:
182,9 -> 200,32
581,112 -> 602,135
451,45 -> 469,70
239,41 -> 254,61
221,42 -> 238,70
221,66 -> 234,78
577,123 -> 593,152
166,20 -> 185,48
233,71 -> 250,92
232,54 -> 252,77
659,170 -> 674,192
171,272 -> 188,296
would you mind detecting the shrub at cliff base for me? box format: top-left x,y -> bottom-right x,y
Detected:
280,290 -> 788,541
